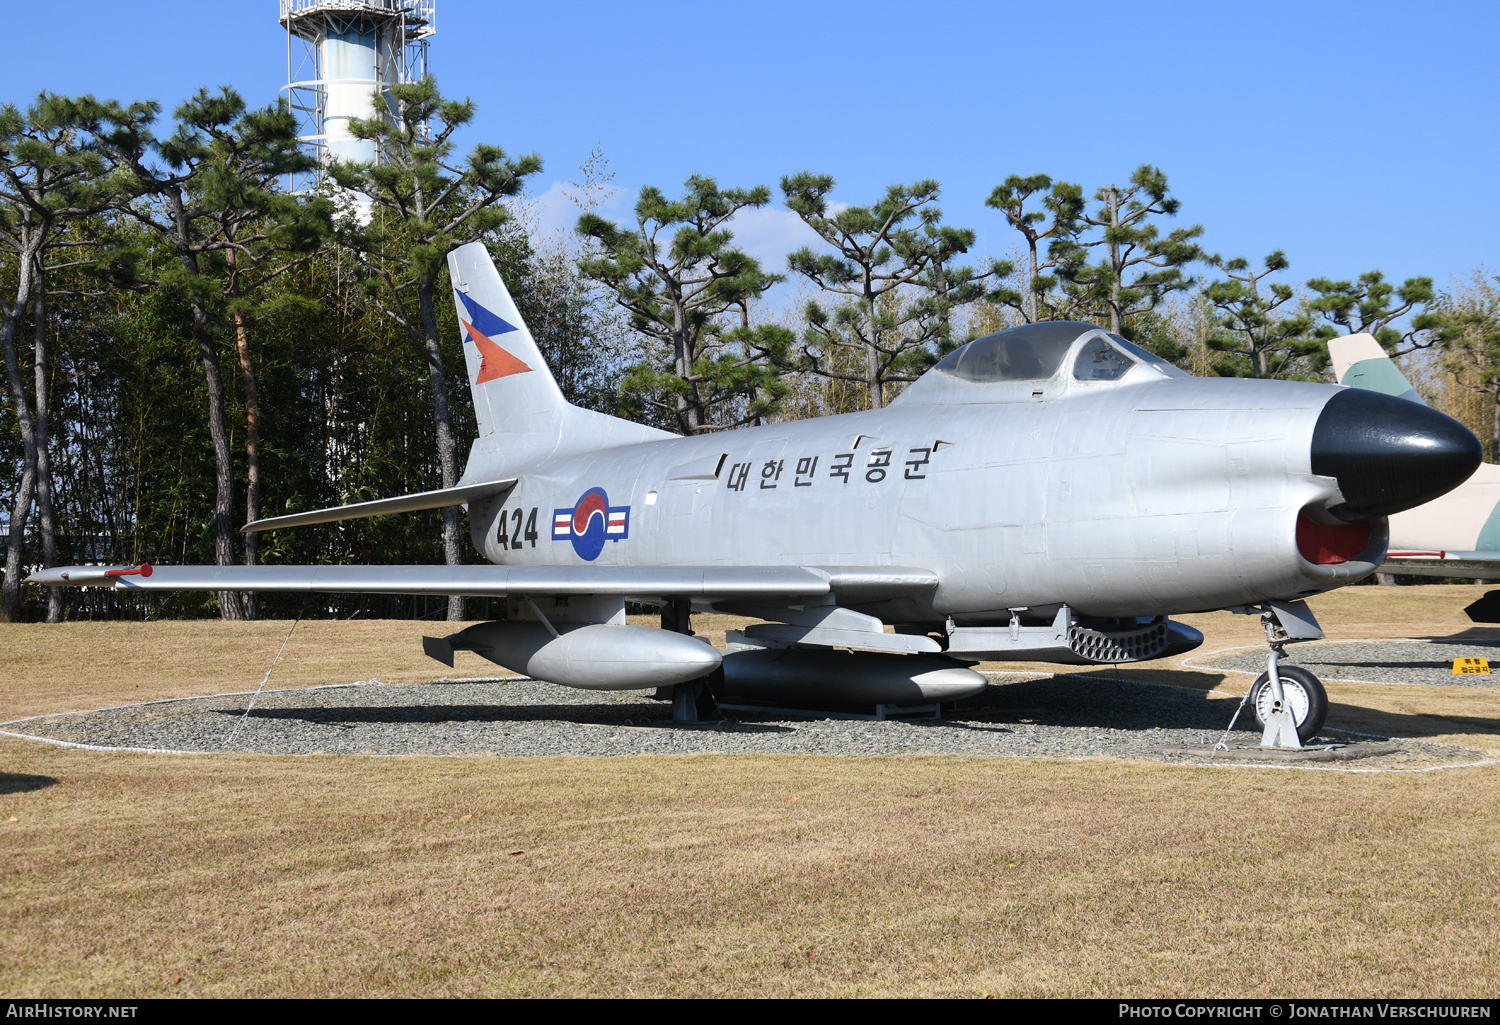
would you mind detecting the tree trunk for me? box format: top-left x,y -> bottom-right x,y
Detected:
0,246 -> 40,622
670,300 -> 703,435
31,265 -> 61,622
865,287 -> 882,410
1492,390 -> 1499,464
1,466 -> 36,622
418,278 -> 465,622
1027,238 -> 1039,323
234,312 -> 261,620
1106,186 -> 1122,334
191,307 -> 246,621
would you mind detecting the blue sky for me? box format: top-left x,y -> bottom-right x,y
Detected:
5,0 -> 1496,297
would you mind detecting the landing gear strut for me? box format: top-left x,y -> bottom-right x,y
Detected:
1250,648 -> 1328,748
660,601 -> 720,723
1220,600 -> 1329,750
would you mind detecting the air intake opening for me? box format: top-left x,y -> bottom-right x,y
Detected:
1296,512 -> 1372,565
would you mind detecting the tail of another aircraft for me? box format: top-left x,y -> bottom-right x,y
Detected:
1329,331 -> 1500,560
1327,333 -> 1427,406
448,242 -> 671,481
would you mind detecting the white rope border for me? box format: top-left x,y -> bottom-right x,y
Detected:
0,728 -> 201,756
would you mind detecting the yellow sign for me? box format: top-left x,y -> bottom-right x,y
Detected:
1453,657 -> 1491,675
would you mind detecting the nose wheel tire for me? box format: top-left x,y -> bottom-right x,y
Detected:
1249,664 -> 1328,743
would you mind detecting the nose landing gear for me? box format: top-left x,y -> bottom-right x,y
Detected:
1218,600 -> 1329,750
1250,654 -> 1329,748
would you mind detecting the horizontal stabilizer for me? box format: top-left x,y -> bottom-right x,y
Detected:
242,478 -> 517,533
28,563 -> 938,603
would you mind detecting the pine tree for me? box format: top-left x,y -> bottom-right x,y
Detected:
1305,270 -> 1441,358
1053,166 -> 1203,354
0,94 -> 133,621
781,174 -> 993,409
86,87 -> 316,620
1202,251 -> 1322,378
330,76 -> 541,621
984,174 -> 1083,323
576,176 -> 787,434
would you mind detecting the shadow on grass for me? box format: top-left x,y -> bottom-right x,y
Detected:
0,773 -> 58,794
1428,629 -> 1500,643
1326,705 -> 1500,742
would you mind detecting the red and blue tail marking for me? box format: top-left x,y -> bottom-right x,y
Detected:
457,290 -> 533,384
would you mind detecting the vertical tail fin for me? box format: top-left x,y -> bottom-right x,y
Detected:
449,241 -> 568,443
448,242 -> 672,480
1328,333 -> 1428,406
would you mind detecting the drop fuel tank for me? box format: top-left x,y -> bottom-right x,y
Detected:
721,648 -> 987,709
434,620 -> 722,690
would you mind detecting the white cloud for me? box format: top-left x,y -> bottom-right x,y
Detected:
724,205 -> 827,275
510,184 -> 843,291
509,178 -> 585,247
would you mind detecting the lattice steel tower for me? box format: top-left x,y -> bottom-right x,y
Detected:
280,0 -> 436,190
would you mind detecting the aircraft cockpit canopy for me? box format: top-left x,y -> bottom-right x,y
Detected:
929,321 -> 1185,385
932,321 -> 1086,382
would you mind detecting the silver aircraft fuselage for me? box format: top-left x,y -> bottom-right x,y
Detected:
33,245 -> 1484,714
469,360 -> 1383,627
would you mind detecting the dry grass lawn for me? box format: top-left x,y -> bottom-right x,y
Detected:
1,585 -> 1499,997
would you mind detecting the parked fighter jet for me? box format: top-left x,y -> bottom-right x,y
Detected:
32,245 -> 1483,744
1329,333 -> 1500,582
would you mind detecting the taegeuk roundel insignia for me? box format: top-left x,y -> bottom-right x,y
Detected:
551,487 -> 630,561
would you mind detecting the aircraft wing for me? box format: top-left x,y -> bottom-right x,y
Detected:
27,563 -> 939,603
241,478 -> 518,533
1379,551 -> 1500,579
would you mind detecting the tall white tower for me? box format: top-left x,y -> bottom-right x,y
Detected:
280,0 -> 436,190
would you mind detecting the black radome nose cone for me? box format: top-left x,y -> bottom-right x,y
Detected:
1312,388 -> 1482,521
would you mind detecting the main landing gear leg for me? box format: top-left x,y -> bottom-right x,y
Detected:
661,599 -> 706,724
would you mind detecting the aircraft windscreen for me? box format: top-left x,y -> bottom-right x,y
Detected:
933,321 -> 1095,382
1073,336 -> 1135,381
1107,334 -> 1189,378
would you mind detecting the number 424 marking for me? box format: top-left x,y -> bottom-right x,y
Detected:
497,507 -> 539,550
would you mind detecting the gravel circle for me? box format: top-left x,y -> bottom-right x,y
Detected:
1189,639 -> 1500,688
4,674 -> 1488,770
